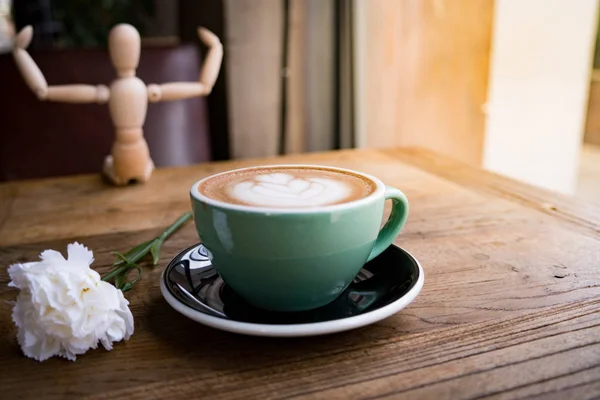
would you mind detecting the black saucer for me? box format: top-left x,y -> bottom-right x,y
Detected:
162,243 -> 422,326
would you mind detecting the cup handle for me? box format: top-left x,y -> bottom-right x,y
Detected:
366,186 -> 409,262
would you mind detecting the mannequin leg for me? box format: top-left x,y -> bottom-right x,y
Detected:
103,155 -> 126,185
103,139 -> 153,185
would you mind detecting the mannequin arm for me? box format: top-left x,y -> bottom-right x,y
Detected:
147,82 -> 207,102
12,26 -> 109,104
44,85 -> 109,103
148,27 -> 223,103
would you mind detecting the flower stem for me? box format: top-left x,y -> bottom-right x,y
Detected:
102,211 -> 193,291
101,262 -> 131,283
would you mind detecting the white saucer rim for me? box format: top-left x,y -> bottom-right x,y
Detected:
159,247 -> 424,337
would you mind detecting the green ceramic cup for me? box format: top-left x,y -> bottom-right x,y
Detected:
190,165 -> 409,312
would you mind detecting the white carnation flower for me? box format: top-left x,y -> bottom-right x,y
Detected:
7,242 -> 134,362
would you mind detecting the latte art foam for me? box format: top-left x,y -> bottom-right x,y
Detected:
198,167 -> 377,209
233,173 -> 351,207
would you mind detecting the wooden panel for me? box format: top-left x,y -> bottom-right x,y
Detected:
585,73 -> 600,145
356,0 -> 493,165
223,0 -> 282,159
302,0 -> 335,152
576,143 -> 600,204
1,148 -> 600,398
286,0 -> 336,154
225,0 -> 338,158
285,0 -> 307,154
338,0 -> 355,149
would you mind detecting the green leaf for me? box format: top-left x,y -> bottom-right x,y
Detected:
114,270 -> 125,290
122,239 -> 153,258
111,251 -> 131,265
101,262 -> 131,282
117,240 -> 154,265
150,240 -> 162,265
120,266 -> 142,292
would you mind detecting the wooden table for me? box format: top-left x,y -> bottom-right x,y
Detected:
1,148 -> 599,399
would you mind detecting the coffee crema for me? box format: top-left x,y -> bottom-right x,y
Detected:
197,166 -> 377,208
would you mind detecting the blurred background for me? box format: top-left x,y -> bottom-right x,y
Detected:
0,0 -> 599,205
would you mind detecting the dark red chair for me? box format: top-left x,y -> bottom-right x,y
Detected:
0,44 -> 212,181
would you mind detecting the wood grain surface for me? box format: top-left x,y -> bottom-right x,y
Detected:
1,148 -> 599,399
356,0 -> 493,165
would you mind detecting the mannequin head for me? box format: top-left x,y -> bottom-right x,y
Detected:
108,24 -> 141,77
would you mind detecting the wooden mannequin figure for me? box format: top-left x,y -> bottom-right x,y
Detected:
12,24 -> 223,185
